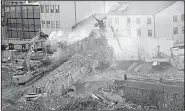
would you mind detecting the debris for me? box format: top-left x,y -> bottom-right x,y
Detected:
91,93 -> 101,101
137,105 -> 142,110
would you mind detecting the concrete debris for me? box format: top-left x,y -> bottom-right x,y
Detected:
44,49 -> 102,96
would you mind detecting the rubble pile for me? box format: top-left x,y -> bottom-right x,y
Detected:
49,49 -> 101,77
43,49 -> 102,96
26,83 -> 162,111
81,70 -> 126,82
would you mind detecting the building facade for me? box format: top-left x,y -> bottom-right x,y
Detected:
155,1 -> 184,43
107,1 -> 184,44
107,15 -> 155,38
38,1 -> 118,35
1,1 -> 41,41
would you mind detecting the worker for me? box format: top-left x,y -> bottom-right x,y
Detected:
8,57 -> 11,61
124,72 -> 128,80
22,44 -> 26,52
15,59 -> 18,64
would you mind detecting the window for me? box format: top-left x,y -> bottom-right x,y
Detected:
127,29 -> 131,36
108,18 -> 112,24
51,21 -> 55,28
47,21 -> 50,28
182,26 -> 184,34
148,30 -> 152,37
56,21 -> 60,28
115,18 -> 119,24
173,15 -> 177,22
50,5 -> 54,13
127,18 -> 130,24
41,20 -> 45,28
55,5 -> 60,13
147,17 -> 152,24
45,5 -> 49,13
136,18 -> 140,24
173,27 -> 178,35
40,5 -> 44,13
181,14 -> 184,21
137,29 -> 141,36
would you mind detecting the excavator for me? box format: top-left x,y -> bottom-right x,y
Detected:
26,62 -> 93,101
12,30 -> 52,85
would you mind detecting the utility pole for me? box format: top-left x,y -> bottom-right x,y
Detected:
20,1 -> 24,40
88,1 -> 91,16
104,1 -> 105,13
74,1 -> 77,24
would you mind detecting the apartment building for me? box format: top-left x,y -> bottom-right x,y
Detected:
107,1 -> 184,44
155,1 -> 184,43
38,1 -> 118,35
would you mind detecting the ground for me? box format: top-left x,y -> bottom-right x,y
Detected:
1,57 -> 184,110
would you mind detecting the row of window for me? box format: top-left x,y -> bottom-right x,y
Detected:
41,20 -> 60,28
111,14 -> 184,25
116,26 -> 184,37
173,14 -> 184,22
110,17 -> 152,25
40,5 -> 60,13
116,29 -> 153,37
173,26 -> 184,35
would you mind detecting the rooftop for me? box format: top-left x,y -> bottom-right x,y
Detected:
108,1 -> 177,15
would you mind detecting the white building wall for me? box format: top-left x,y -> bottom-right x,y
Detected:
155,1 -> 184,43
39,1 -> 76,35
107,15 -> 155,38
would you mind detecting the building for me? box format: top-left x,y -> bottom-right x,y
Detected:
155,1 -> 184,44
38,1 -> 118,35
107,1 -> 184,44
1,1 -> 41,44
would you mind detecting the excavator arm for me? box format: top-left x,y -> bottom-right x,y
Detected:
22,31 -> 48,71
110,26 -> 123,51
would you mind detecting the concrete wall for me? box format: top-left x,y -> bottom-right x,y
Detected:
107,15 -> 155,38
137,37 -> 174,57
155,1 -> 184,43
107,37 -> 174,61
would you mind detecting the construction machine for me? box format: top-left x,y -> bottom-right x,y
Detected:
12,31 -> 50,85
25,62 -> 93,101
